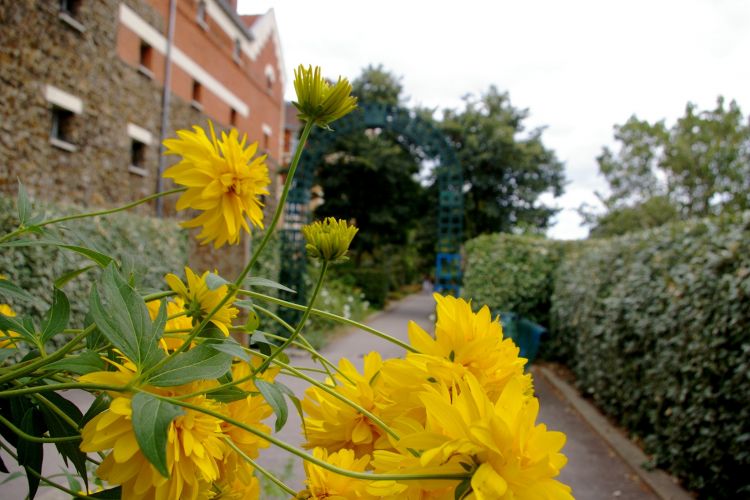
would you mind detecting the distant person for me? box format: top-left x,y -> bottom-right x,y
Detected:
422,275 -> 433,293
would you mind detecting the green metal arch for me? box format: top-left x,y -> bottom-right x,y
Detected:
279,103 -> 463,305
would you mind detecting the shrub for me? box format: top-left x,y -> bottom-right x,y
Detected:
551,212 -> 750,497
463,233 -> 568,327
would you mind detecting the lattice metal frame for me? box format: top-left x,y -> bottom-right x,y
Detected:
279,104 -> 463,308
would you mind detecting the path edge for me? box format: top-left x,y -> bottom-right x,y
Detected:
533,365 -> 693,500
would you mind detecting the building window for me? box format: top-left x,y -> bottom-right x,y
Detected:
263,133 -> 269,151
129,140 -> 147,176
138,41 -> 154,78
264,65 -> 275,92
196,1 -> 208,29
59,0 -> 85,32
229,108 -> 237,127
50,107 -> 76,152
191,80 -> 203,110
233,38 -> 242,64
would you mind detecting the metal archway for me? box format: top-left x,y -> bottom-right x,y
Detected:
279,103 -> 463,306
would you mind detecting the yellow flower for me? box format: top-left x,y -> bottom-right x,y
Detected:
298,447 -> 376,499
302,217 -> 358,263
165,267 -> 238,336
163,122 -> 270,248
386,375 -> 572,500
0,304 -> 21,349
80,361 -> 228,500
147,297 -> 194,351
408,294 -> 532,401
302,353 -> 388,457
293,65 -> 358,128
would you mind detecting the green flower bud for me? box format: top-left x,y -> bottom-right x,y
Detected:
302,218 -> 358,263
293,65 -> 358,129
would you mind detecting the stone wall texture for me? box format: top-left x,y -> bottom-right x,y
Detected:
0,0 -> 282,276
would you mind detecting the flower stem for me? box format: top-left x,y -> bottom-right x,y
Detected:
240,290 -> 418,353
254,261 -> 328,374
0,413 -> 79,443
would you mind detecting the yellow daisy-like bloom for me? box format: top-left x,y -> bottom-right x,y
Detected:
0,304 -> 21,349
147,298 -> 194,351
298,447 -> 377,500
215,459 -> 260,500
165,267 -> 238,336
408,294 -> 532,401
163,122 -> 270,248
293,65 -> 358,128
302,352 -> 389,457
385,375 -> 572,500
302,217 -> 358,263
80,362 -> 228,500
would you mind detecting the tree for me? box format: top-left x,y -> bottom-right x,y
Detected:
440,87 -> 565,238
587,97 -> 750,236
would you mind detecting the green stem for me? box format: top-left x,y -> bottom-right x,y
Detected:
153,393 -> 468,483
142,290 -> 176,302
0,326 -> 93,385
32,392 -> 80,430
254,261 -> 328,374
223,438 -> 297,497
0,382 -> 124,398
0,188 -> 185,244
0,413 -> 79,443
240,290 -> 418,353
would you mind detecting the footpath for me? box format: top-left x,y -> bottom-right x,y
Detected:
259,291 -> 692,499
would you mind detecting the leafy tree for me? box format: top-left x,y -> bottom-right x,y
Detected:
587,97 -> 750,236
440,87 -> 565,238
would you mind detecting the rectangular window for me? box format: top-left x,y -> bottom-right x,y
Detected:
138,42 -> 154,78
50,107 -> 76,152
233,38 -> 242,64
129,140 -> 148,176
196,1 -> 208,29
229,108 -> 237,127
191,80 -> 203,110
59,0 -> 84,32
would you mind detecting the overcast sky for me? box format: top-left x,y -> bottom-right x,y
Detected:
239,0 -> 750,239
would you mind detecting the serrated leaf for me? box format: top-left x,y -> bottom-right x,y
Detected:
132,393 -> 183,478
205,272 -> 230,290
0,279 -> 34,303
244,276 -> 296,294
39,392 -> 87,488
54,265 -> 96,288
46,351 -> 105,375
255,379 -> 288,432
18,407 -> 44,499
276,381 -> 306,439
89,265 -> 165,370
148,344 -> 232,387
0,238 -> 114,267
40,288 -> 70,343
207,339 -> 251,362
17,180 -> 31,224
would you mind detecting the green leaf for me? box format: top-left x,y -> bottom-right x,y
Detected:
58,243 -> 114,268
90,487 -> 123,499
255,379 -> 288,432
205,272 -> 230,290
38,392 -> 87,487
18,407 -> 44,499
82,393 -> 111,427
0,279 -> 34,303
40,288 -> 70,343
46,351 -> 105,375
207,338 -> 251,362
17,180 -> 31,224
208,387 -> 249,403
89,265 -> 165,370
454,478 -> 472,500
0,315 -> 36,344
276,381 -> 306,438
148,344 -> 232,387
131,392 -> 183,478
54,265 -> 96,288
244,276 -> 296,294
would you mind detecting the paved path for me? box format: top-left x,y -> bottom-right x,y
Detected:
258,291 -> 660,499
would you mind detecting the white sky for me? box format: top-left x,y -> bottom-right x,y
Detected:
239,0 -> 750,239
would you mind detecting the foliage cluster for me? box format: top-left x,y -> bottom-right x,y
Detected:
0,195 -> 187,328
463,233 -> 568,328
551,212 -> 750,496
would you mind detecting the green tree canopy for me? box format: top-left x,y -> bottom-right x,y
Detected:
440,87 -> 565,238
586,97 -> 750,237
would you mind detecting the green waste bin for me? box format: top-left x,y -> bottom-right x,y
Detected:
498,312 -> 545,363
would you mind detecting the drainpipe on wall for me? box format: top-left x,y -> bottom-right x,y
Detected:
155,0 -> 178,217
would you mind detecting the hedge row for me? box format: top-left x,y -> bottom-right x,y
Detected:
551,213 -> 750,497
463,214 -> 750,496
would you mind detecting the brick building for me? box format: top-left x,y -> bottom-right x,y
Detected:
0,0 -> 286,212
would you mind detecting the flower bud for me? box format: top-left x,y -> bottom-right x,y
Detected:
302,218 -> 358,263
293,65 -> 358,129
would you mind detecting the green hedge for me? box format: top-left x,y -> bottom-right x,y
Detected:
551,212 -> 750,497
463,233 -> 567,327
